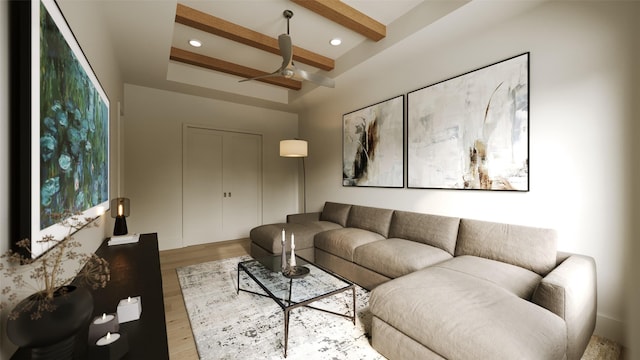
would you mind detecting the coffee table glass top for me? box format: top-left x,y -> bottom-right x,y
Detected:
237,255 -> 354,309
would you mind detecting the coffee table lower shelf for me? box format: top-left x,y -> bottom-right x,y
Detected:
237,258 -> 356,358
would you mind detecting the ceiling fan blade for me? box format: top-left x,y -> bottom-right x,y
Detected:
294,68 -> 335,88
238,69 -> 281,83
278,34 -> 293,68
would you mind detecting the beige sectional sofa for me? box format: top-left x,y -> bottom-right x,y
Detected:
249,202 -> 597,360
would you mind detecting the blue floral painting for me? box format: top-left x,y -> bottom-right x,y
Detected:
39,1 -> 109,229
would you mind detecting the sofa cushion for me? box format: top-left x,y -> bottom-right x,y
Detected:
319,202 -> 352,227
250,222 -> 339,253
455,219 -> 558,275
346,205 -> 394,237
434,255 -> 542,299
370,266 -> 567,360
314,228 -> 385,262
388,211 -> 460,255
354,238 -> 452,279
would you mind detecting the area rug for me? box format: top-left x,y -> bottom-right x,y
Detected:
176,256 -> 383,360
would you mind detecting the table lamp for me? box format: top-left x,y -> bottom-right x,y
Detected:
111,198 -> 130,235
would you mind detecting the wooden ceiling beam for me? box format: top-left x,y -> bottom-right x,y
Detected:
291,0 -> 386,41
170,47 -> 302,91
175,4 -> 334,71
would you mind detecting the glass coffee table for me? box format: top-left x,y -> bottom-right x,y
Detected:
237,255 -> 356,358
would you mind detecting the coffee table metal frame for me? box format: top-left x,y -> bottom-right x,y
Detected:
237,256 -> 356,358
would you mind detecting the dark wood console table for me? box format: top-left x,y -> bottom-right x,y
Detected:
12,233 -> 169,359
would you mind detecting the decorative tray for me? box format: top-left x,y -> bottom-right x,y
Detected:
283,265 -> 310,279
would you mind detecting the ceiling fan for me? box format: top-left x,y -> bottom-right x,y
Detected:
240,10 -> 335,88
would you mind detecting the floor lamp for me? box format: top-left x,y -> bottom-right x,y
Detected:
280,139 -> 308,213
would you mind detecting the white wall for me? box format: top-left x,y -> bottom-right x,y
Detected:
625,22 -> 640,359
0,1 -> 123,358
123,84 -> 300,251
300,1 -> 638,346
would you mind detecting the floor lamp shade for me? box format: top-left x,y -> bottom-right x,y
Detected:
280,140 -> 308,157
280,139 -> 308,213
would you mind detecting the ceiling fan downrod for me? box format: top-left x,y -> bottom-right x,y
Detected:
283,10 -> 293,35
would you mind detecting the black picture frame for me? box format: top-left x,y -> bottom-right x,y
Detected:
10,0 -> 110,258
407,53 -> 529,191
342,95 -> 405,188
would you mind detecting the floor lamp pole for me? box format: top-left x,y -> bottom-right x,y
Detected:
302,157 -> 306,213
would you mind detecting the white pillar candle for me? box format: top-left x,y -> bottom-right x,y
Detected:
290,233 -> 297,267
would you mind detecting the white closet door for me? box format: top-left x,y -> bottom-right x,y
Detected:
183,126 -> 262,246
183,127 -> 224,246
222,131 -> 261,240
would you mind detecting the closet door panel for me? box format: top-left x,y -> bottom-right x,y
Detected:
223,132 -> 262,240
183,127 -> 224,245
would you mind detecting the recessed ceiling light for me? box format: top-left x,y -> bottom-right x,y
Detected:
189,39 -> 202,48
330,38 -> 342,46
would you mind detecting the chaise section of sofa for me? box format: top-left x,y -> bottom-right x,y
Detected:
369,218 -> 597,360
370,265 -> 568,359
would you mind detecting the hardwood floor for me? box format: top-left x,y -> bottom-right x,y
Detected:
159,238 -> 251,360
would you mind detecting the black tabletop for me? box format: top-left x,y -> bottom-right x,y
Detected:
12,233 -> 169,359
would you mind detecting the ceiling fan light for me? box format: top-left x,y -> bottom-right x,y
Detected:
189,39 -> 202,48
330,38 -> 342,46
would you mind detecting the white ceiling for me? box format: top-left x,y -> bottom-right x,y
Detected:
65,0 -> 473,111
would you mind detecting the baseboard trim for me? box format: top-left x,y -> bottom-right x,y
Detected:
595,313 -> 625,346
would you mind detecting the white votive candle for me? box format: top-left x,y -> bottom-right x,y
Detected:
96,332 -> 120,346
93,313 -> 115,325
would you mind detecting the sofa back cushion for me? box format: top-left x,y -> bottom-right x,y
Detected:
389,211 -> 460,255
320,202 -> 352,227
455,219 -> 558,275
347,205 -> 394,237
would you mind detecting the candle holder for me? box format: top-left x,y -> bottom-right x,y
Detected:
88,332 -> 129,360
283,265 -> 310,278
117,296 -> 142,323
280,229 -> 288,274
88,313 -> 120,345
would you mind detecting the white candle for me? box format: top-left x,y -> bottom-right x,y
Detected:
118,204 -> 123,216
282,228 -> 285,243
93,313 -> 114,325
290,233 -> 297,267
96,332 -> 121,346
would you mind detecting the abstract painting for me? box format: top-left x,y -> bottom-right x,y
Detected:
407,53 -> 529,191
343,95 -> 404,188
11,0 -> 110,258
